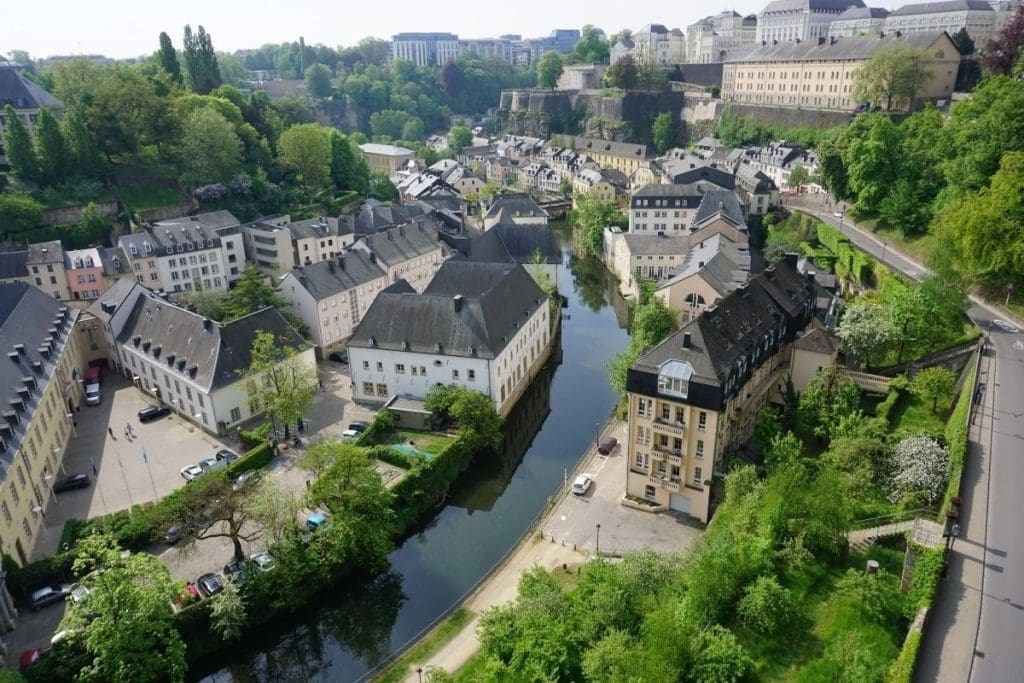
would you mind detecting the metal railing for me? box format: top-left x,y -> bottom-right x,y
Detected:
850,508 -> 931,531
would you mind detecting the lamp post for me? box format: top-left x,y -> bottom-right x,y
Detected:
416,667 -> 423,683
881,241 -> 888,264
942,522 -> 961,578
595,420 -> 600,451
52,445 -> 67,476
595,523 -> 601,557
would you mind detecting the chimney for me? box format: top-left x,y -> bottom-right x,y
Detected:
328,260 -> 336,273
338,255 -> 346,270
453,294 -> 463,312
829,36 -> 837,45
683,332 -> 692,348
369,253 -> 377,264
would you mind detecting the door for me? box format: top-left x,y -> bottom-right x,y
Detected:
669,493 -> 691,514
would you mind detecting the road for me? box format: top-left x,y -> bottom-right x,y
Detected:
795,206 -> 1024,682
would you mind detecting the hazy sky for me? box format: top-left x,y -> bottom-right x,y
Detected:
2,0 -> 904,61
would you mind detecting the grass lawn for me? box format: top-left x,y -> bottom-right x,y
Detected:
116,184 -> 185,210
375,607 -> 475,683
391,430 -> 454,456
850,214 -> 933,265
890,393 -> 948,437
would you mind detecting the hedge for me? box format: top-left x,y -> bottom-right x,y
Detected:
390,437 -> 476,529
885,628 -> 922,683
355,408 -> 394,447
904,545 -> 944,618
875,386 -> 904,425
939,363 -> 976,519
368,444 -> 414,470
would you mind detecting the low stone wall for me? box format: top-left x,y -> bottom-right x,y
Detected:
42,200 -> 119,226
726,103 -> 853,130
138,201 -> 196,225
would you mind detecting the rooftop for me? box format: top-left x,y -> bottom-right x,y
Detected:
359,143 -> 415,157
889,0 -> 992,16
726,30 -> 955,63
287,252 -> 386,301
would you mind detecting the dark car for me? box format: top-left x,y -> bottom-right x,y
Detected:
30,584 -> 71,611
196,573 -> 223,598
138,404 -> 171,423
53,473 -> 91,493
347,421 -> 370,433
164,525 -> 182,544
215,449 -> 238,464
328,351 -> 348,364
597,436 -> 618,455
223,560 -> 246,584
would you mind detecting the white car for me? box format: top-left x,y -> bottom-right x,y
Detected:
993,319 -> 1020,334
571,473 -> 594,496
250,552 -> 275,572
180,464 -> 203,482
833,211 -> 843,218
84,382 -> 101,406
341,429 -> 360,441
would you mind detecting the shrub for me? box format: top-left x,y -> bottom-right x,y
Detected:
940,364 -> 974,517
356,409 -> 395,446
738,575 -> 794,635
239,421 -> 272,449
889,434 -> 949,505
904,545 -> 944,618
369,445 -> 414,470
224,442 -> 274,477
885,629 -> 922,683
3,552 -> 74,597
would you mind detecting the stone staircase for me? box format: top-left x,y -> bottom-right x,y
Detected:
847,515 -> 945,553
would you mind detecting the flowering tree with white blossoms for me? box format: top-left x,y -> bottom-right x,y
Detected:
889,433 -> 949,504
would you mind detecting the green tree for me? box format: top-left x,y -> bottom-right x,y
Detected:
368,170 -> 398,202
86,66 -> 166,159
74,202 -> 109,244
536,51 -> 564,89
304,63 -> 333,98
439,61 -> 465,97
605,54 -> 639,89
33,107 -> 67,185
786,165 -> 811,189
851,45 -> 933,111
738,575 -> 794,635
62,107 -> 102,178
244,330 -> 317,439
182,24 -> 222,94
177,107 -> 242,186
889,434 -> 949,504
572,193 -> 621,257
843,113 -> 901,213
0,193 -> 43,236
764,431 -> 803,472
651,112 -> 676,154
3,103 -> 39,181
278,123 -> 332,192
798,366 -> 861,439
447,124 -> 473,150
879,177 -> 928,236
424,385 -> 504,451
210,581 -> 247,642
836,299 -> 897,369
223,265 -> 288,320
307,440 -> 396,524
329,129 -> 369,194
911,366 -> 956,412
691,625 -> 752,683
575,24 -> 610,64
157,31 -> 183,84
607,296 -> 678,394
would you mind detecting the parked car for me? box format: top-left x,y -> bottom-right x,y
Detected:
223,560 -> 246,584
164,525 -> 182,544
307,513 -> 327,532
250,552 -> 275,572
138,404 -> 171,423
833,211 -> 843,219
198,457 -> 226,474
340,429 -> 359,441
347,421 -> 370,433
597,436 -> 618,455
571,473 -> 594,496
53,473 -> 90,493
196,573 -> 223,598
180,464 -> 203,482
328,350 -> 348,364
67,584 -> 91,605
215,449 -> 238,464
30,584 -> 71,611
84,383 -> 101,406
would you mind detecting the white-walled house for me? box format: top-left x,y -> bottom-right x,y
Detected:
348,261 -> 551,416
349,220 -> 446,292
89,280 -> 314,436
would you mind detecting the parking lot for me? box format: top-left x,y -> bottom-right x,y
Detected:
542,420 -> 704,557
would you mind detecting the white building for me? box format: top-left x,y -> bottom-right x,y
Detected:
348,261 -> 551,416
349,219 -> 446,293
884,0 -> 995,45
241,214 -> 356,276
279,252 -> 388,354
632,24 -> 688,64
686,12 -> 759,63
628,184 -> 704,235
756,0 -> 866,43
390,33 -> 461,67
90,280 -> 314,436
828,6 -> 891,37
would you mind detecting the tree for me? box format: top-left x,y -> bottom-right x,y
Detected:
607,296 -> 678,394
64,534 -> 186,683
798,366 -> 861,440
536,51 -> 564,89
651,112 -> 675,154
879,177 -> 928,236
951,27 -> 976,55
329,129 -> 369,194
691,625 -> 752,683
983,5 -> 1024,75
33,107 -> 67,185
786,165 -> 811,190
177,107 -> 242,186
439,61 -> 465,97
307,440 -> 396,523
3,103 -> 39,181
605,54 -> 639,89
304,63 -> 333,98
223,264 -> 288,320
368,170 -> 398,202
836,299 -> 897,369
572,193 -> 621,257
763,431 -> 803,472
889,434 -> 949,504
575,24 -> 610,64
244,330 -> 317,440
911,366 -> 956,412
424,385 -> 504,451
447,124 -> 473,151
62,108 -> 102,178
210,581 -> 247,643
278,123 -> 332,192
182,24 -> 222,94
157,31 -> 183,84
738,575 -> 794,635
0,194 -> 43,236
851,45 -> 933,112
843,113 -> 901,213
86,67 -> 166,160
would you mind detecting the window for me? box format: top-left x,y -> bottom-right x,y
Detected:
395,363 -> 406,374
637,398 -> 651,417
23,519 -> 32,539
420,366 -> 426,375
452,369 -> 460,381
1,500 -> 10,524
375,383 -> 389,397
376,361 -> 383,372
411,366 -> 418,376
696,439 -> 705,458
661,404 -> 670,421
468,369 -> 475,381
362,381 -> 374,395
150,273 -> 159,281
644,485 -> 657,499
698,411 -> 707,431
230,407 -> 241,422
362,361 -> 369,370
693,466 -> 703,485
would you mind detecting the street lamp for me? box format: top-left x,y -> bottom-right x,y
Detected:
595,523 -> 601,557
942,522 -> 962,578
416,667 -> 423,683
881,241 -> 888,264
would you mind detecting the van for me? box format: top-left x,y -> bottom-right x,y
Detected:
84,366 -> 102,385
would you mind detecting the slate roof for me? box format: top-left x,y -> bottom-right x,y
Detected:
653,156 -> 735,190
793,327 -> 840,354
160,210 -> 241,230
622,234 -> 692,256
630,184 -> 704,209
0,64 -> 63,110
726,30 -> 953,63
760,0 -> 865,14
0,252 -> 28,279
889,0 -> 991,15
736,164 -> 778,193
835,6 -> 890,18
359,143 -> 415,156
26,241 -> 63,265
353,219 -> 442,266
98,247 -> 129,276
693,191 -> 747,228
553,135 -> 651,160
483,193 -> 548,222
0,283 -> 75,481
288,252 -> 386,301
658,234 -> 751,295
122,215 -> 236,257
491,224 -> 561,265
335,203 -> 429,237
349,261 -> 546,360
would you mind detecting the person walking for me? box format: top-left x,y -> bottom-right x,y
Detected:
108,427 -> 115,439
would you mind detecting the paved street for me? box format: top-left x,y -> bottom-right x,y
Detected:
793,204 -> 1024,682
542,420 -> 703,557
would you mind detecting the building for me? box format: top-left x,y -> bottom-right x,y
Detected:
573,168 -> 630,206
89,280 -> 314,436
686,12 -> 759,63
118,212 -> 244,294
631,24 -> 688,64
790,327 -> 840,391
651,152 -> 737,192
426,159 -> 486,196
756,0 -> 866,43
828,6 -> 891,37
735,164 -> 781,215
722,31 -> 960,112
0,241 -> 70,301
745,143 -> 818,188
884,0 -> 995,45
482,193 -> 549,230
550,135 -> 653,183
604,230 -> 694,297
64,248 -> 108,301
241,214 -> 356,276
348,260 -> 551,416
463,223 -> 563,285
349,219 -> 446,292
0,283 -> 85,567
460,38 -> 514,62
390,33 -> 461,66
279,252 -> 388,354
628,184 -> 707,235
358,143 -> 417,176
654,234 -> 752,322
557,63 -> 607,90
624,256 -> 817,521
0,62 -> 63,165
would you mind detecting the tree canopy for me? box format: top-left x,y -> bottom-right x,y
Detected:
851,45 -> 933,112
536,51 -> 565,89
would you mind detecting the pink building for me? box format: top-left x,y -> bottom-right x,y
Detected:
64,248 -> 107,301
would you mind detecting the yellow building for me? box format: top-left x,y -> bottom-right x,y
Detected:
625,256 -> 817,521
0,284 -> 87,567
722,31 -> 960,112
551,135 -> 653,185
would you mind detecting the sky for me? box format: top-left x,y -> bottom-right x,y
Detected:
1,0 -> 905,62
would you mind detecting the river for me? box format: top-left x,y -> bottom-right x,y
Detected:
197,234 -> 629,682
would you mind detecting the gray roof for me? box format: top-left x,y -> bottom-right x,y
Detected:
552,135 -> 651,160
483,193 -> 548,222
0,65 -> 63,111
359,143 -> 415,156
726,31 -> 954,63
622,233 -> 692,256
760,0 -> 865,13
835,6 -> 890,18
793,327 -> 840,354
353,219 -> 442,266
630,184 -> 704,208
736,164 -> 778,193
289,251 -> 386,301
889,0 -> 991,16
693,191 -> 747,228
98,247 -> 129,276
121,220 -> 226,257
654,157 -> 735,190
0,252 -> 28,279
0,283 -> 75,482
25,241 -> 63,265
158,210 -> 240,230
349,261 -> 546,360
286,217 -> 336,240
492,224 -> 561,264
335,203 -> 429,237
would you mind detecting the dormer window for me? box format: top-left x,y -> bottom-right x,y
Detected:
144,242 -> 152,253
129,245 -> 138,255
657,360 -> 693,400
166,247 -> 173,255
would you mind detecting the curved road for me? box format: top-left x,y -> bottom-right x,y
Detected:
795,207 -> 1024,682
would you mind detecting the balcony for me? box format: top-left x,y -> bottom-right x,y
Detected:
652,444 -> 682,465
648,472 -> 681,492
652,418 -> 685,437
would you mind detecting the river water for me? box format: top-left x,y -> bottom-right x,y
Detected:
198,235 -> 629,682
